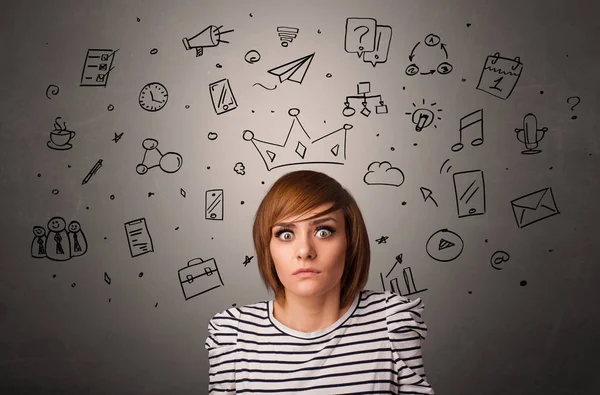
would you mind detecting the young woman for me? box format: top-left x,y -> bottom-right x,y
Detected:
206,170 -> 434,394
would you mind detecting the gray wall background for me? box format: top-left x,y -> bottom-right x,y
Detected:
1,0 -> 599,394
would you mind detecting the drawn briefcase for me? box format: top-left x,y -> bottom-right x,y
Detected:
178,257 -> 224,300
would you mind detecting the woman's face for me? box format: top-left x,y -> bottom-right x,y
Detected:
270,203 -> 347,300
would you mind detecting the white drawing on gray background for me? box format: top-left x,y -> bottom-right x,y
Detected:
452,109 -> 483,152
510,187 -> 559,229
178,257 -> 225,300
426,228 -> 464,262
139,82 -> 168,112
209,78 -> 238,115
182,25 -> 234,57
32,218 -> 88,261
344,18 -> 392,67
342,81 -> 388,117
515,113 -> 547,155
363,161 -> 405,187
136,138 -> 183,175
476,52 -> 523,100
453,170 -> 486,217
205,189 -> 224,220
80,48 -> 118,87
47,117 -> 75,150
124,218 -> 154,258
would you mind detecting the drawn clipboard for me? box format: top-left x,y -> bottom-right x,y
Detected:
124,218 -> 154,257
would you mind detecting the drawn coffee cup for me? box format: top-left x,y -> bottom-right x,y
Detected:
48,117 -> 75,149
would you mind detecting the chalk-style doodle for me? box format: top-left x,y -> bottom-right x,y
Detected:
510,187 -> 559,229
567,96 -> 580,120
375,236 -> 389,244
243,108 -> 352,171
439,159 -> 452,174
136,138 -> 183,175
344,18 -> 392,67
387,254 -> 403,277
452,109 -> 483,152
380,257 -> 427,297
104,272 -> 111,285
124,218 -> 154,257
342,81 -> 388,117
209,78 -> 238,115
80,49 -> 118,87
47,117 -> 75,150
82,159 -> 103,185
67,221 -> 88,257
476,52 -> 523,100
31,226 -> 47,258
35,217 -> 89,261
363,161 -> 405,187
205,189 -> 224,220
515,113 -> 547,155
405,34 -> 452,76
207,132 -> 218,140
182,25 -> 233,57
234,162 -> 245,175
138,82 -> 168,112
252,83 -> 277,91
277,26 -> 299,47
178,257 -> 225,300
244,50 -> 261,64
491,251 -> 510,270
406,99 -> 442,132
420,187 -> 439,207
45,84 -> 59,99
267,53 -> 314,84
112,132 -> 123,143
453,170 -> 486,217
242,255 -> 254,266
426,228 -> 464,262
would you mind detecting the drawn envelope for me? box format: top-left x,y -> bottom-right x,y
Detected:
510,187 -> 559,229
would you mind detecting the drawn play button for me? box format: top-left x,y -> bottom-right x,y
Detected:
426,228 -> 464,262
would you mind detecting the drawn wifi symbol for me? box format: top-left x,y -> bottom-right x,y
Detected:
277,26 -> 299,47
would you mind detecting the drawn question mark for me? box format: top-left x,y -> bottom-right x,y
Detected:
354,26 -> 369,51
567,96 -> 580,120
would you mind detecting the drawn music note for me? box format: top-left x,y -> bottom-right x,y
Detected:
452,109 -> 483,152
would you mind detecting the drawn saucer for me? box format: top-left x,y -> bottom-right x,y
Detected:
47,140 -> 72,150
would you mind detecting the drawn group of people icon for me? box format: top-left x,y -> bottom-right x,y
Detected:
31,217 -> 88,261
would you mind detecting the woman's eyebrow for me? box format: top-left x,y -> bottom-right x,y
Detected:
272,216 -> 337,228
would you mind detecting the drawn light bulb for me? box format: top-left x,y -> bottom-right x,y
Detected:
411,108 -> 434,132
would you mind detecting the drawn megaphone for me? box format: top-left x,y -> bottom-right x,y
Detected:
182,25 -> 233,57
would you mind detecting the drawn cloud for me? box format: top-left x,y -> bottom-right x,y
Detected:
363,161 -> 405,187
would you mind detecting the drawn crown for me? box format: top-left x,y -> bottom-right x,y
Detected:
242,108 -> 353,171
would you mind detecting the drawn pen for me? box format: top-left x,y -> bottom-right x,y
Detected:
82,159 -> 103,185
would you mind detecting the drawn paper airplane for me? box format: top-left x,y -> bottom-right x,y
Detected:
267,53 -> 315,84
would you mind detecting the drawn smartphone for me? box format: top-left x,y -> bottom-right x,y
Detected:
205,189 -> 223,220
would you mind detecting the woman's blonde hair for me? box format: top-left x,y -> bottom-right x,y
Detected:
252,170 -> 370,309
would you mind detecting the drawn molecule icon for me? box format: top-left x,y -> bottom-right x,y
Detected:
136,138 -> 183,175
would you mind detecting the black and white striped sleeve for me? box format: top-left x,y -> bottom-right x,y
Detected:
385,291 -> 435,394
205,307 -> 241,394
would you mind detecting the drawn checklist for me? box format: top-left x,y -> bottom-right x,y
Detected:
80,49 -> 118,87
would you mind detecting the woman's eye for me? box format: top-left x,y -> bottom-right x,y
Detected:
281,232 -> 292,240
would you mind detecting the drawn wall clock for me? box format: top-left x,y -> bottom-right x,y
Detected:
139,82 -> 168,112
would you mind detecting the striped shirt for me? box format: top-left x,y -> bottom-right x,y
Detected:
205,289 -> 435,394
